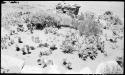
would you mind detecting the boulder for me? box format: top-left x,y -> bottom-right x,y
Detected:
56,2 -> 81,17
95,61 -> 123,74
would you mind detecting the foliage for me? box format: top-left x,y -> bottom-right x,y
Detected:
61,38 -> 77,54
61,45 -> 76,54
37,58 -> 51,68
78,19 -> 101,36
1,34 -> 15,50
100,11 -> 123,25
60,32 -> 80,54
62,59 -> 73,70
78,45 -> 98,61
29,11 -> 61,30
2,10 -> 61,34
71,11 -> 101,36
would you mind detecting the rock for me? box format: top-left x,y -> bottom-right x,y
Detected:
96,61 -> 123,74
115,57 -> 124,68
56,2 -> 81,18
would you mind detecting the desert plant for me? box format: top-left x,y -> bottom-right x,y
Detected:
1,34 -> 12,50
71,11 -> 101,36
29,13 -> 61,31
78,19 -> 101,36
78,45 -> 98,61
104,11 -> 113,16
2,13 -> 21,30
100,11 -> 123,26
60,33 -> 80,54
39,48 -> 52,57
78,51 -> 88,61
61,37 -> 77,54
2,9 -> 61,34
61,45 -> 76,54
62,59 -> 73,70
110,15 -> 123,25
2,10 -> 33,34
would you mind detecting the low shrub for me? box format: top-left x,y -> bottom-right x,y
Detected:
61,38 -> 77,54
62,59 -> 73,70
71,11 -> 101,36
28,12 -> 61,31
78,19 -> 101,36
2,10 -> 61,34
78,45 -> 98,61
61,45 -> 76,54
100,11 -> 123,25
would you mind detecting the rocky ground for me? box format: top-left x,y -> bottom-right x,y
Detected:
1,1 -> 124,74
